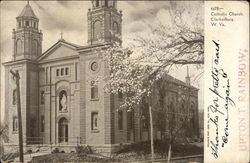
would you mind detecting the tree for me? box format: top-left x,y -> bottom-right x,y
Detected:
94,2 -> 203,162
0,124 -> 9,159
0,125 -> 9,142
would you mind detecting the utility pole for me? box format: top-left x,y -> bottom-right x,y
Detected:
10,70 -> 24,163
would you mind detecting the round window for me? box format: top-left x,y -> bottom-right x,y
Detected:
91,62 -> 98,71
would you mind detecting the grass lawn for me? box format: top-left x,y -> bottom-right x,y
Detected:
30,141 -> 203,163
31,153 -> 120,163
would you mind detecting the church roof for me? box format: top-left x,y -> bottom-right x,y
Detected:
17,3 -> 38,19
37,39 -> 81,62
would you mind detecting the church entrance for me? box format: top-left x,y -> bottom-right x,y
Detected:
58,117 -> 68,143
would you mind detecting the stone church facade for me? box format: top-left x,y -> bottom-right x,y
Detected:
3,0 -> 199,153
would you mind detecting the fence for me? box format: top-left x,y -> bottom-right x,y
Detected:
26,137 -> 82,145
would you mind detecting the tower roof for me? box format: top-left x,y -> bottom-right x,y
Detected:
17,2 -> 38,19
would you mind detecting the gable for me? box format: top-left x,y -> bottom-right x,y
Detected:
38,41 -> 79,62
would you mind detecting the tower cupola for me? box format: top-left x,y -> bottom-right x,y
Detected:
13,2 -> 43,61
87,0 -> 122,45
16,2 -> 39,30
92,0 -> 117,9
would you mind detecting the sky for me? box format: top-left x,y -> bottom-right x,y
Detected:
0,1 -> 204,122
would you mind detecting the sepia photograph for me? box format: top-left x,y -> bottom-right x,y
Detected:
0,1 -> 204,162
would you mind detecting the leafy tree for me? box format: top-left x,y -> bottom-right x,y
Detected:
94,2 -> 204,162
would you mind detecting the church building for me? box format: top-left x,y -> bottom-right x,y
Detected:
3,0 -> 199,154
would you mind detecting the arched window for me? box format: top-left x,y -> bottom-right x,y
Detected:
59,90 -> 67,111
40,91 -> 45,104
13,89 -> 17,105
13,117 -> 18,132
169,101 -> 175,121
190,102 -> 196,130
190,111 -> 196,130
91,112 -> 98,130
190,102 -> 195,115
118,110 -> 123,130
91,81 -> 98,99
56,69 -> 60,76
96,0 -> 99,7
105,0 -> 108,7
181,100 -> 185,112
93,20 -> 102,41
41,115 -> 45,132
58,117 -> 68,142
25,21 -> 29,27
113,22 -> 119,34
127,110 -> 134,130
16,39 -> 22,55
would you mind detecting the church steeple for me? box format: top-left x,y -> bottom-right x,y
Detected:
186,66 -> 191,85
13,2 -> 43,61
87,0 -> 122,45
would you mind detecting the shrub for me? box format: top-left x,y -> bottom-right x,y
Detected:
75,145 -> 93,157
116,140 -> 203,158
52,148 -> 59,154
27,149 -> 33,154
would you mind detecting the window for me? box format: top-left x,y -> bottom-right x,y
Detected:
91,112 -> 98,130
25,21 -> 29,27
93,20 -> 102,40
65,67 -> 69,75
105,0 -> 108,7
33,22 -> 36,28
118,110 -> 123,130
190,102 -> 195,115
58,118 -> 68,142
56,69 -> 60,76
13,89 -> 17,105
61,68 -> 64,76
16,39 -> 22,54
142,115 -> 149,129
113,22 -> 119,34
32,40 -> 38,56
181,101 -> 185,112
96,0 -> 99,7
127,110 -> 134,141
91,81 -> 98,99
13,117 -> 18,132
19,22 -> 21,28
46,67 -> 49,83
41,116 -> 45,132
127,110 -> 134,130
118,89 -> 123,99
41,91 -> 45,104
91,62 -> 98,71
56,68 -> 69,76
75,63 -> 78,80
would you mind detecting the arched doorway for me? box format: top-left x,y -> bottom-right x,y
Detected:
58,117 -> 68,143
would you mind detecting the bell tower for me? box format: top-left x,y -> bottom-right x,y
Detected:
13,2 -> 43,61
87,0 -> 122,45
4,2 -> 41,145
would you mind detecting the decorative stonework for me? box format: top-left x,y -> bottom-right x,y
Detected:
89,60 -> 101,74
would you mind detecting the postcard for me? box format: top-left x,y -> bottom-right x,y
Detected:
204,1 -> 249,163
0,1 -> 249,163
